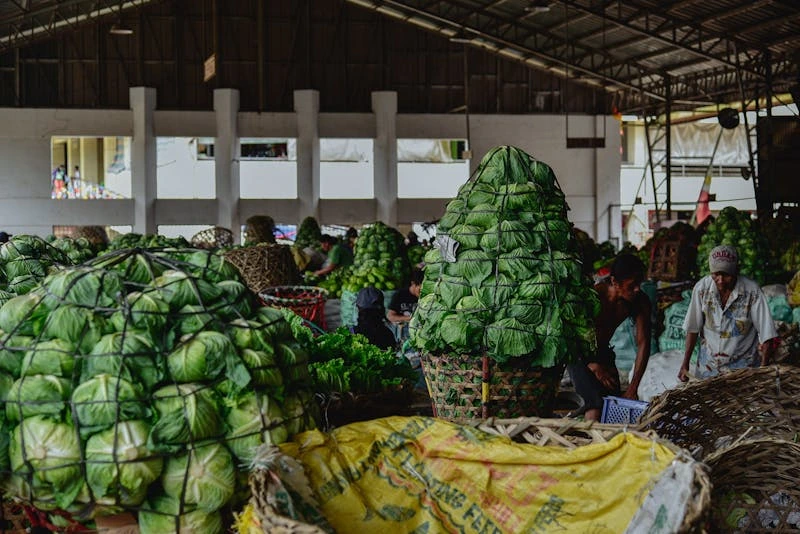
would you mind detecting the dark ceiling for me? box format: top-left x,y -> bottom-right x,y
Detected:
0,0 -> 797,114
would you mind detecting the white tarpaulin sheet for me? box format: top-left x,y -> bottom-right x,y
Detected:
652,122 -> 749,166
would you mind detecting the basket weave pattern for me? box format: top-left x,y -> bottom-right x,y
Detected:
225,244 -> 300,294
638,365 -> 800,459
421,352 -> 563,423
190,226 -> 233,249
52,225 -> 108,247
705,438 -> 800,532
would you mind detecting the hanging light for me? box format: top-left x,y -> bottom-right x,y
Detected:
109,22 -> 133,36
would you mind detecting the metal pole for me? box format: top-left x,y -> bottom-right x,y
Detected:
258,0 -> 265,111
463,43 -> 471,154
664,73 -> 672,219
643,114 -> 660,224
735,45 -> 758,210
765,50 -> 774,216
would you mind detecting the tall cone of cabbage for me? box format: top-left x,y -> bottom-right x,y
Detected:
410,146 -> 598,366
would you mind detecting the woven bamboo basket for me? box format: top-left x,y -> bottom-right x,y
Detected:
52,225 -> 108,247
638,365 -> 800,459
190,226 -> 234,249
244,215 -> 277,245
1,501 -> 29,533
247,417 -> 711,534
705,438 -> 800,532
224,244 -> 300,294
421,352 -> 564,423
317,385 -> 415,430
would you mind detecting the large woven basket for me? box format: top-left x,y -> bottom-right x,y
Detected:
224,244 -> 300,294
244,215 -> 277,245
638,365 -> 800,459
1,501 -> 29,533
190,226 -> 233,249
421,352 -> 563,423
705,438 -> 800,532
52,225 -> 108,247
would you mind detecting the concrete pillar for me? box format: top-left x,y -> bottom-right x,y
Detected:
372,91 -> 398,226
214,89 -> 241,241
130,87 -> 157,235
294,90 -> 320,223
595,115 -> 622,244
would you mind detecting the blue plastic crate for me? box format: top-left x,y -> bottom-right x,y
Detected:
601,396 -> 649,424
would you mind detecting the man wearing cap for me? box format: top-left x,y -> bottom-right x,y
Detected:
678,245 -> 778,382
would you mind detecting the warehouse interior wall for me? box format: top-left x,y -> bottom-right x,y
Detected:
0,88 -> 621,243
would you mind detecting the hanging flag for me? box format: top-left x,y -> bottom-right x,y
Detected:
692,174 -> 713,226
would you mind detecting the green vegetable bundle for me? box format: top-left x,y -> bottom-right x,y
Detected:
107,233 -> 190,251
410,146 -> 598,366
346,222 -> 409,291
306,328 -> 418,395
0,248 -> 319,532
294,216 -> 323,251
311,265 -> 352,298
697,207 -> 775,284
407,243 -> 427,267
0,235 -> 75,305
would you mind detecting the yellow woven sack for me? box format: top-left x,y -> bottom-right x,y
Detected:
277,416 -> 702,533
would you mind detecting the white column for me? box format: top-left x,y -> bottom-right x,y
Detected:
214,89 -> 241,241
372,91 -> 398,226
130,87 -> 157,235
595,115 -> 622,244
294,90 -> 320,223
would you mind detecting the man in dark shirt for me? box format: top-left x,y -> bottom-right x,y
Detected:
353,287 -> 396,350
387,270 -> 423,324
568,254 -> 652,421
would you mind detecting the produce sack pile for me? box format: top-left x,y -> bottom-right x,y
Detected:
106,233 -> 190,251
410,146 -> 598,364
0,247 -> 319,533
697,207 -> 774,284
0,235 -> 81,306
293,217 -> 323,251
344,222 -> 409,293
238,416 -> 707,534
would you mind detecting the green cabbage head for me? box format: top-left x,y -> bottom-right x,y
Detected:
161,442 -> 235,512
85,420 -> 163,508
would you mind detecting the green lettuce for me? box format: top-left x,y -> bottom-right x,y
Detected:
161,442 -> 235,511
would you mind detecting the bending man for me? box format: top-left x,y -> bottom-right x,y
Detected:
569,253 -> 652,421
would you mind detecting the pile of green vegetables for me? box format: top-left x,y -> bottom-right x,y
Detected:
697,207 -> 774,284
107,233 -> 190,251
410,146 -> 598,365
47,235 -> 99,264
294,216 -> 323,251
311,266 -> 351,299
0,248 -> 318,533
407,243 -> 427,267
303,328 -> 418,395
0,235 -> 75,305
344,222 -> 409,293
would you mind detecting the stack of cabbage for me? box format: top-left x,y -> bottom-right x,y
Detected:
0,248 -> 318,533
293,216 -> 323,251
0,235 -> 75,306
410,146 -> 598,365
107,233 -> 190,251
697,206 -> 774,284
344,222 -> 409,293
